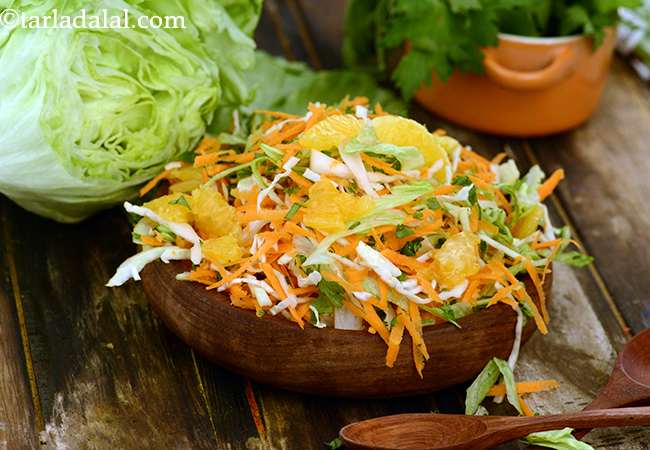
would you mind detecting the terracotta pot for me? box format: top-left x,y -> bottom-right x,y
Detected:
414,29 -> 617,136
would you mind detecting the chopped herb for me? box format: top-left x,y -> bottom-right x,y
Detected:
169,195 -> 191,210
555,251 -> 593,267
177,151 -> 195,163
131,232 -> 141,241
479,240 -> 488,258
325,437 -> 343,449
467,185 -> 478,206
284,186 -> 299,196
312,279 -> 346,315
389,317 -> 398,328
452,175 -> 472,186
285,203 -> 303,220
413,210 -> 424,219
348,221 -> 361,230
256,310 -> 266,317
400,237 -> 423,256
396,273 -> 408,281
127,212 -> 142,226
395,224 -> 414,238
155,224 -> 176,242
426,197 -> 441,210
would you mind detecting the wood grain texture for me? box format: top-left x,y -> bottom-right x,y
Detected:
0,200 -> 219,449
142,261 -> 549,398
527,59 -> 650,334
0,204 -> 38,450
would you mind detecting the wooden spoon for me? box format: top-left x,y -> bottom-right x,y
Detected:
571,328 -> 650,440
582,328 -> 650,411
339,407 -> 650,450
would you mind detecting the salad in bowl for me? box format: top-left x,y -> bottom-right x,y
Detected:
108,98 -> 588,376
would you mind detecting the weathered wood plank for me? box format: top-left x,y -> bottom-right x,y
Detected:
528,60 -> 650,334
0,202 -> 39,450
0,198 -> 218,448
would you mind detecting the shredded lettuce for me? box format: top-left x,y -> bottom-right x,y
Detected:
493,357 -> 524,415
372,182 -> 434,211
343,126 -> 425,170
465,357 -> 523,415
465,359 -> 501,415
523,428 -> 594,450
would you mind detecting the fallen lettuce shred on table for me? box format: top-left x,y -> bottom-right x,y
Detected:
107,98 -> 592,417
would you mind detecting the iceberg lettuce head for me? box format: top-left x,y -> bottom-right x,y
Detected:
0,0 -> 261,222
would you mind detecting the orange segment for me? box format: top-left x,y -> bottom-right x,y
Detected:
298,114 -> 363,150
372,115 -> 448,180
144,193 -> 193,223
190,186 -> 241,240
430,232 -> 481,289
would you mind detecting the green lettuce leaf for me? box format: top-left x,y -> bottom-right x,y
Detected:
465,359 -> 500,415
493,357 -> 523,415
523,428 -> 594,450
210,50 -> 406,133
0,0 -> 261,223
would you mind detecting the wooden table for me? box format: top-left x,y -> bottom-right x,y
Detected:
2,2 -> 650,449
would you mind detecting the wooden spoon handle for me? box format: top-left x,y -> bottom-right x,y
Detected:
485,406 -> 650,447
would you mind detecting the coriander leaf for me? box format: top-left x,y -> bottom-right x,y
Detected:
421,302 -> 472,328
426,197 -> 441,210
400,237 -> 423,256
391,48 -> 441,99
452,175 -> 472,186
467,185 -> 478,206
169,195 -> 191,210
313,279 -> 346,315
325,437 -> 343,449
396,224 -> 415,238
555,251 -> 594,268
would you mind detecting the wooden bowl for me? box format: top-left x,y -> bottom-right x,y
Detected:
142,261 -> 551,398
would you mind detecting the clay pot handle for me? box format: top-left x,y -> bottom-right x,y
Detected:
483,46 -> 577,91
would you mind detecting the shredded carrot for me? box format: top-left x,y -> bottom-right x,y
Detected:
524,259 -> 548,323
194,153 -> 221,167
434,185 -> 458,195
141,235 -> 164,247
195,136 -> 219,154
380,248 -> 424,272
491,152 -> 507,164
254,109 -> 298,119
538,169 -> 565,201
531,239 -> 562,250
519,396 -> 535,417
139,170 -> 170,197
386,317 -> 405,367
487,379 -> 559,397
363,302 -> 390,344
360,153 -> 404,176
